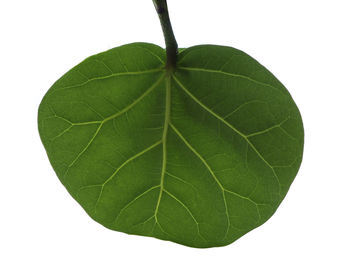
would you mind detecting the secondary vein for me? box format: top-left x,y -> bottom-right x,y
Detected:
177,66 -> 279,91
61,73 -> 165,181
169,123 -> 231,239
52,68 -> 164,93
173,75 -> 282,195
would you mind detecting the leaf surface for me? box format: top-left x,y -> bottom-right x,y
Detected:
38,43 -> 304,248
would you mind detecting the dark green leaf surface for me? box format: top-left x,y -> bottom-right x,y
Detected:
38,43 -> 303,248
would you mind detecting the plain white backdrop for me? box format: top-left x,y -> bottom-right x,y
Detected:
1,0 -> 349,262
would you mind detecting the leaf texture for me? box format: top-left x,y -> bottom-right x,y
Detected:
38,43 -> 304,248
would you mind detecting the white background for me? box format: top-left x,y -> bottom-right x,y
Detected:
1,0 -> 349,262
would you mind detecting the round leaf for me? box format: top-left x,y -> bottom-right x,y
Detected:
38,43 -> 304,248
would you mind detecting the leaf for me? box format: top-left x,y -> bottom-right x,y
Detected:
38,42 -> 304,248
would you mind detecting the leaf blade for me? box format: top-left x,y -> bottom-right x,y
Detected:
38,43 -> 303,248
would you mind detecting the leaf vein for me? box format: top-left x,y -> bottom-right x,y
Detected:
62,75 -> 165,180
178,66 -> 279,91
91,58 -> 114,73
154,74 -> 170,222
165,171 -> 197,192
62,122 -> 103,180
223,100 -> 267,119
93,140 -> 162,214
173,76 -> 282,196
52,68 -> 164,93
163,189 -> 207,241
246,117 -> 290,137
134,46 -> 165,65
169,123 -> 230,239
114,185 -> 160,225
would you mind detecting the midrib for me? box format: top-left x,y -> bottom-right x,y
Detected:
154,73 -> 171,222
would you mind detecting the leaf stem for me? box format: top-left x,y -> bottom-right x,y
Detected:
153,0 -> 178,70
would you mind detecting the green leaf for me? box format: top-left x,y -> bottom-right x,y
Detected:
38,42 -> 303,248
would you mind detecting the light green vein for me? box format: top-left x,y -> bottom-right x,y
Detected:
169,123 -> 231,239
91,58 -> 113,73
223,100 -> 267,119
246,118 -> 290,138
154,216 -> 172,237
62,122 -> 103,180
273,156 -> 299,168
130,215 -> 156,230
165,171 -> 197,192
43,115 -> 102,126
173,75 -> 282,195
48,73 -> 165,127
102,140 -> 162,186
173,75 -> 248,139
50,125 -> 73,141
163,189 -> 206,241
154,74 -> 171,222
115,50 -> 129,72
114,185 -> 160,225
135,46 -> 166,65
103,74 -> 165,123
219,53 -> 236,70
176,46 -> 208,64
73,120 -> 102,126
169,124 -> 225,190
77,140 -> 162,214
62,74 -> 165,180
280,126 -> 298,141
177,66 -> 279,91
52,68 -> 164,93
76,101 -> 105,120
224,189 -> 262,223
43,115 -> 72,125
169,123 -> 263,212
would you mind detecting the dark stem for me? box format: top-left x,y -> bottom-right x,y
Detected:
153,0 -> 178,70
